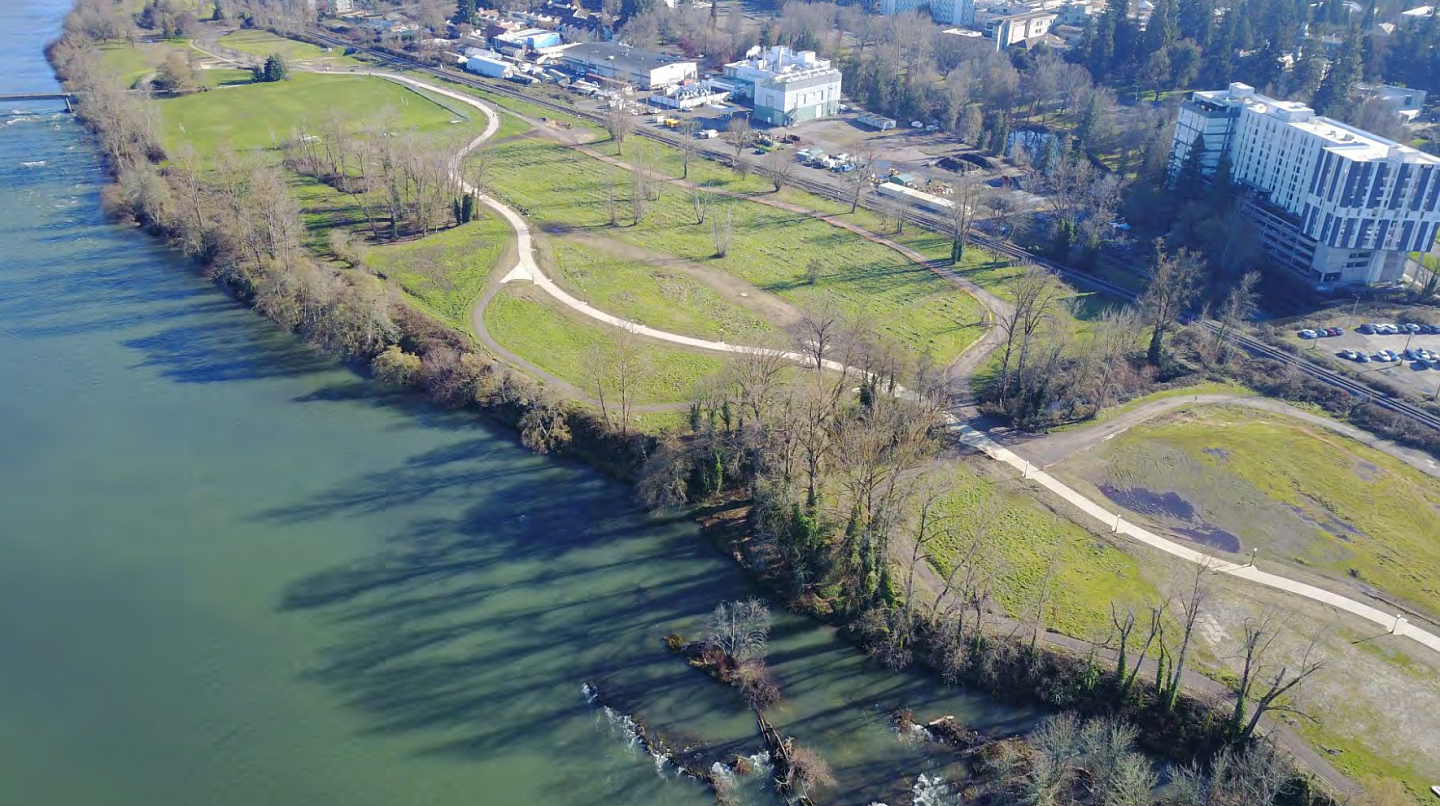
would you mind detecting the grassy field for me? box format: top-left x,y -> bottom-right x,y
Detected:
484,285 -> 728,405
926,460 -> 1159,640
480,136 -> 986,365
544,240 -> 778,343
1058,405 -> 1440,618
158,72 -> 477,155
217,29 -> 327,61
366,214 -> 514,327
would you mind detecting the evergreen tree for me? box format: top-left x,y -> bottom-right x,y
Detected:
1143,0 -> 1180,56
262,52 -> 287,82
454,0 -> 476,25
1087,2 -> 1120,79
461,193 -> 476,223
1177,0 -> 1215,47
1202,6 -> 1239,83
1313,22 -> 1361,116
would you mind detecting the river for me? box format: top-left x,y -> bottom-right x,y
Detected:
0,3 -> 1035,804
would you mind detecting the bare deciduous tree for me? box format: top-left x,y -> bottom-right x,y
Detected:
1139,241 -> 1203,366
704,599 -> 771,662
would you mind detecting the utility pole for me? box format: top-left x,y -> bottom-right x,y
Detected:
1348,294 -> 1361,328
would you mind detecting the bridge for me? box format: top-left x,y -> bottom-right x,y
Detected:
0,93 -> 76,112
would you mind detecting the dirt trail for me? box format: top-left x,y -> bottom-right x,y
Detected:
1020,393 -> 1440,481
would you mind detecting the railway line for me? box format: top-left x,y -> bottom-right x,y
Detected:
299,29 -> 1440,432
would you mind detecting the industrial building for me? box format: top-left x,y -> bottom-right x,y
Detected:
722,46 -> 842,126
1171,83 -> 1440,287
557,42 -> 696,90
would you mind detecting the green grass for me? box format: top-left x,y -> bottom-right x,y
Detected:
100,40 -> 192,86
159,72 -> 479,155
484,285 -> 728,405
927,462 -> 1158,639
1064,406 -> 1440,617
218,29 -> 327,61
1044,380 -> 1256,434
435,79 -> 603,140
545,240 -> 777,343
480,137 -> 986,365
366,214 -> 514,327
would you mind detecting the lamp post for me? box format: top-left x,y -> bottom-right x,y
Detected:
1348,294 -> 1361,328
1249,547 -> 1259,567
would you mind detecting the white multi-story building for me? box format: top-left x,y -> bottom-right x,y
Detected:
722,46 -> 842,126
1171,83 -> 1440,286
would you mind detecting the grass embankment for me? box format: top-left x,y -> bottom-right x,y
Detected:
485,285 -> 727,405
366,214 -> 514,327
926,461 -> 1159,640
481,136 -> 986,365
1059,405 -> 1440,617
214,29 -> 366,66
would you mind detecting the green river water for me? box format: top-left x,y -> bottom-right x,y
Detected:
0,4 -> 1036,803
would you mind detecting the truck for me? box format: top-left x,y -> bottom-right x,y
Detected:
465,55 -> 512,80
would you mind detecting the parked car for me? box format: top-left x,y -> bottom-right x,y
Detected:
1358,323 -> 1377,334
1298,329 -> 1318,339
1380,323 -> 1400,334
1357,353 -> 1372,363
1340,350 -> 1360,360
1404,349 -> 1419,361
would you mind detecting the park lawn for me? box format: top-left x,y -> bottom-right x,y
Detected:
927,460 -> 1159,640
481,137 -> 986,365
1059,406 -> 1440,617
545,240 -> 778,343
218,29 -> 326,61
100,40 -> 191,86
484,285 -> 728,405
158,72 -> 479,155
366,213 -> 514,327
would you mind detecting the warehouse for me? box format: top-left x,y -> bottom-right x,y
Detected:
557,42 -> 696,90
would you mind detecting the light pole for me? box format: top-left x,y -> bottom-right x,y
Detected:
1348,294 -> 1361,328
1249,547 -> 1259,567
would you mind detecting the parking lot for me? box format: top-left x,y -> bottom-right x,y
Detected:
1294,323 -> 1440,398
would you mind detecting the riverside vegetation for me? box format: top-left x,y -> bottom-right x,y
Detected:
52,6 -> 1400,804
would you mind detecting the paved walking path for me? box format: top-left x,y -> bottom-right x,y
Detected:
367,69 -> 1440,659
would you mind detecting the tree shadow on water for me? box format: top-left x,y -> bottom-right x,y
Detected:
270,443 -> 768,793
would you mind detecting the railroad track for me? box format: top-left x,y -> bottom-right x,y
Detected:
300,30 -> 1440,432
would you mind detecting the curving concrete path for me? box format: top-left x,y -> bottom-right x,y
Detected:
364,71 -> 1440,660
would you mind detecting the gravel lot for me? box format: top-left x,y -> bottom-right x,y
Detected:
1292,325 -> 1440,399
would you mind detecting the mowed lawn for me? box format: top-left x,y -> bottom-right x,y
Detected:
484,285 -> 728,405
481,137 -> 986,365
366,213 -> 514,327
158,73 -> 477,155
217,29 -> 328,61
928,462 -> 1159,640
545,240 -> 778,343
1060,406 -> 1440,618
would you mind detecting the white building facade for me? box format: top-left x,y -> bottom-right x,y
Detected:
558,42 -> 696,90
722,47 -> 842,126
1171,83 -> 1440,286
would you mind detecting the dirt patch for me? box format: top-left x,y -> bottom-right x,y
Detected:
1097,485 -> 1243,552
1203,447 -> 1232,460
545,229 -> 807,329
1352,458 -> 1381,481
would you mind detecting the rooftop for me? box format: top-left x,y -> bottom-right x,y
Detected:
559,41 -> 694,73
1195,83 -> 1440,165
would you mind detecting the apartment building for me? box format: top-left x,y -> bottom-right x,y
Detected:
722,46 -> 842,126
1171,83 -> 1440,286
